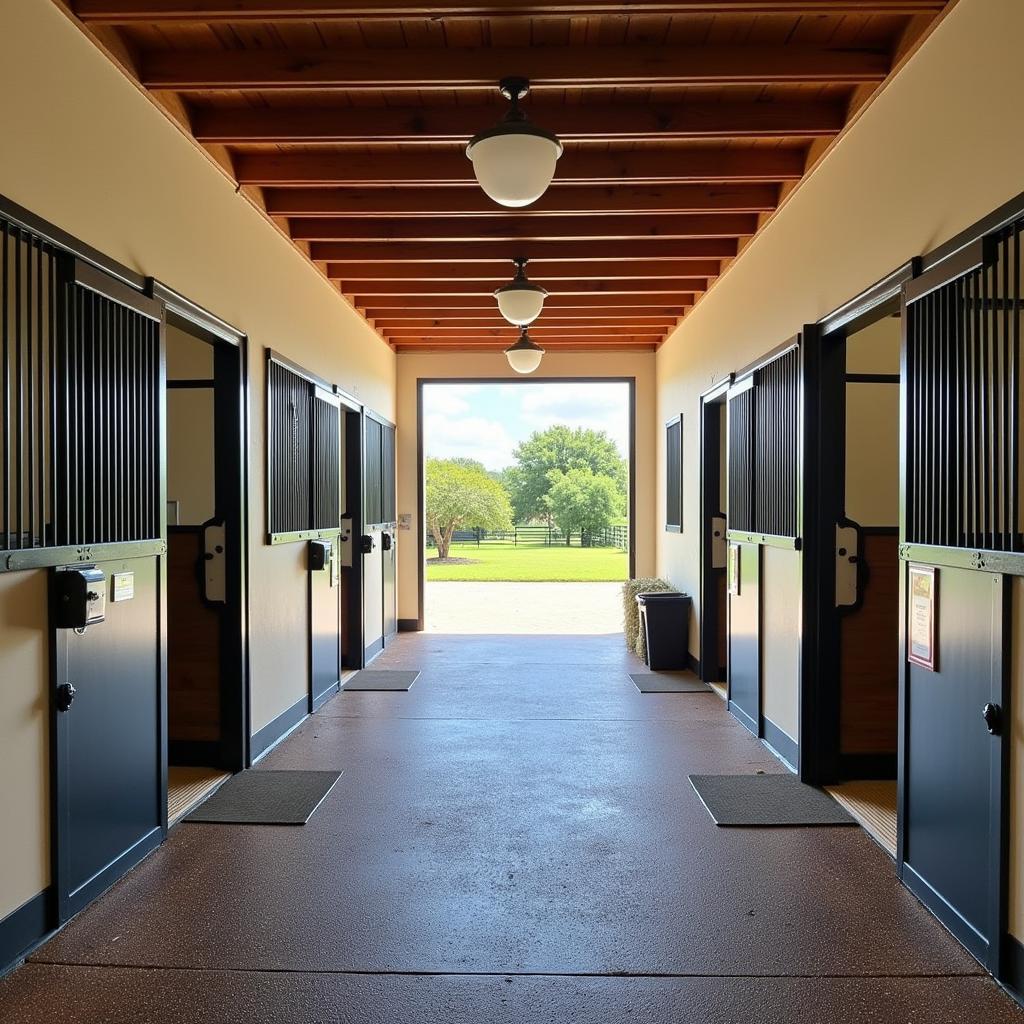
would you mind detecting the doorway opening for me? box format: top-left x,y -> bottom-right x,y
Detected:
698,379 -> 730,692
164,309 -> 248,824
418,378 -> 634,636
817,308 -> 902,855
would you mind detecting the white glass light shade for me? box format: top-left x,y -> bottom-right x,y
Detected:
467,131 -> 562,209
504,332 -> 545,374
495,282 -> 546,326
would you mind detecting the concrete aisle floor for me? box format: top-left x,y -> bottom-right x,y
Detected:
2,633 -> 1023,1023
425,581 -> 625,634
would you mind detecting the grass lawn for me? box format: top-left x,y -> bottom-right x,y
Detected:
426,542 -> 628,582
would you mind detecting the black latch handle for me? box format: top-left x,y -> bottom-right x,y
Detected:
982,702 -> 1002,736
56,683 -> 77,713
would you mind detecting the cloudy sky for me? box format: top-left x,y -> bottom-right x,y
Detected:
423,381 -> 630,472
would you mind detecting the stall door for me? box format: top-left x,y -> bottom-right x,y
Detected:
898,224 -> 1018,972
725,347 -> 802,743
309,387 -> 342,709
362,416 -> 386,661
726,382 -> 759,732
381,422 -> 398,641
50,263 -> 167,921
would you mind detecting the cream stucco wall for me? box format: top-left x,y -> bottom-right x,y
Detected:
0,0 -> 395,921
395,351 -> 656,624
656,0 -> 1024,637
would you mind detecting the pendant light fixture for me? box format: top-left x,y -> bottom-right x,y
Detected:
505,326 -> 545,375
467,77 -> 563,208
495,257 -> 547,326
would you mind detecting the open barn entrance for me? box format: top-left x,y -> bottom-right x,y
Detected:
418,379 -> 634,636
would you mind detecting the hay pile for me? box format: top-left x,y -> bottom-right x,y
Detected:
622,577 -> 676,662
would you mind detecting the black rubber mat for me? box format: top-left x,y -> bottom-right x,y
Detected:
184,770 -> 342,825
689,773 -> 857,827
630,672 -> 711,693
344,670 -> 420,691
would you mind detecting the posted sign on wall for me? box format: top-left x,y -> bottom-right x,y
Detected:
908,565 -> 937,671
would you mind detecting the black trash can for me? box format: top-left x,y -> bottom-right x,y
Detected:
636,592 -> 692,671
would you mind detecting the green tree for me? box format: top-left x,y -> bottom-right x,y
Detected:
425,458 -> 513,559
546,468 -> 623,546
508,425 -> 626,524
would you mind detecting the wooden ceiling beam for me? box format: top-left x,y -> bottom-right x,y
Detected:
291,213 -> 758,241
354,293 -> 696,309
365,306 -> 687,319
234,148 -> 807,186
385,324 -> 669,335
199,102 -> 842,145
321,260 -> 722,280
394,343 -> 660,352
391,337 -> 665,348
76,1 -> 946,24
342,279 -> 707,295
267,184 -> 777,217
310,239 -> 738,262
141,44 -> 890,91
374,317 -> 679,328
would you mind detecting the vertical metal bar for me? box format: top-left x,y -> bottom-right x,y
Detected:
1012,225 -> 1021,551
1001,231 -> 1011,550
48,254 -> 57,546
14,230 -> 23,549
26,237 -> 35,547
35,243 -> 44,546
1,222 -> 8,550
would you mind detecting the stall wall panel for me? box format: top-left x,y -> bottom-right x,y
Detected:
167,390 -> 215,526
845,384 -> 899,528
840,532 -> 899,755
904,566 -> 1004,962
1012,576 -> 1024,945
0,570 -> 49,921
760,546 -> 801,746
728,543 -> 759,736
57,555 -> 162,918
655,0 -> 1024,654
846,316 -> 901,375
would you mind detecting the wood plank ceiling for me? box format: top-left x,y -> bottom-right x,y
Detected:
62,0 -> 947,353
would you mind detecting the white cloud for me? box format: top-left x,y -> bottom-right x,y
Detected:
517,383 -> 630,456
423,390 -> 471,417
424,412 -> 516,471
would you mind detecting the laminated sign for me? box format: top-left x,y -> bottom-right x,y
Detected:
908,565 -> 937,671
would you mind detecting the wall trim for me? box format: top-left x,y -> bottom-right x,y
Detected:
0,890 -> 51,979
250,696 -> 308,763
398,618 -> 421,633
762,717 -> 799,773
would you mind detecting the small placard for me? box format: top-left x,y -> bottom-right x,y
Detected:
398,513 -> 412,531
908,564 -> 937,671
727,543 -> 740,596
111,571 -> 135,603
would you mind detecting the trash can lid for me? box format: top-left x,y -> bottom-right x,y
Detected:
636,591 -> 685,604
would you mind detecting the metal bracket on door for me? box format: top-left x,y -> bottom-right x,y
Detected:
835,522 -> 860,609
710,514 -> 727,569
202,519 -> 227,604
340,515 -> 354,567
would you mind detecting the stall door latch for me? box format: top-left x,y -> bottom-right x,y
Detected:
710,515 -> 727,569
982,703 -> 1003,736
835,523 -> 860,609
56,682 -> 77,713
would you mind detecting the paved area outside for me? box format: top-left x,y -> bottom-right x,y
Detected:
1,632 -> 1022,1023
426,581 -> 624,634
